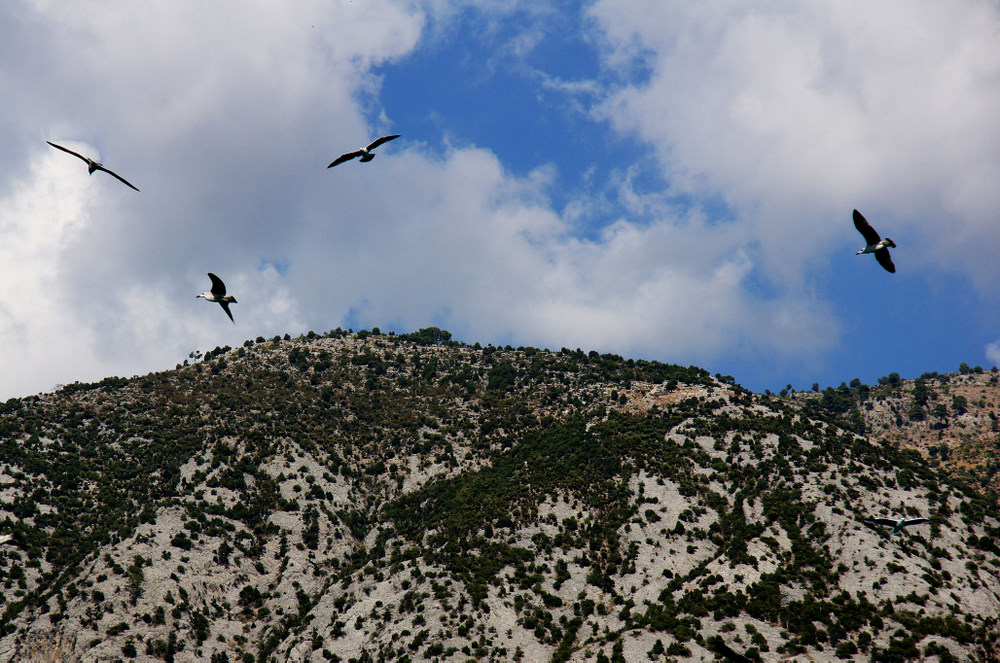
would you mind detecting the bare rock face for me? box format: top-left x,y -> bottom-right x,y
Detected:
0,330 -> 998,662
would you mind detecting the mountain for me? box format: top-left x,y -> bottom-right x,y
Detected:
795,367 -> 1000,497
0,329 -> 998,662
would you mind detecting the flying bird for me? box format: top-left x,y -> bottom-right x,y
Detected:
864,517 -> 931,535
196,273 -> 237,324
327,135 -> 400,168
46,141 -> 140,191
853,209 -> 896,273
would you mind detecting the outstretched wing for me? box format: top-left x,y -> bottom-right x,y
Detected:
46,140 -> 90,164
366,134 -> 400,151
328,151 -> 364,168
207,273 -> 227,297
0,533 -> 12,545
853,209 -> 882,246
219,301 -> 235,324
865,518 -> 898,527
96,165 -> 140,192
874,248 -> 895,273
902,517 -> 931,527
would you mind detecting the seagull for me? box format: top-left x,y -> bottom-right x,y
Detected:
327,135 -> 400,168
853,209 -> 896,273
196,273 -> 237,323
46,141 -> 140,191
864,517 -> 931,535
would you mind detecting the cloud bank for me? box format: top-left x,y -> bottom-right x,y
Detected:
0,1 -> 997,398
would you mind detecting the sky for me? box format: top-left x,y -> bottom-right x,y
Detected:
1,0 -> 999,399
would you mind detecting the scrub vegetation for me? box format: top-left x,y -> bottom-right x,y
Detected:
0,328 -> 997,661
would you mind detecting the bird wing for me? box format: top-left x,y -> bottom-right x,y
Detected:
219,301 -> 235,324
0,533 -> 12,545
865,518 -> 898,527
853,209 -> 882,245
328,151 -> 363,168
96,165 -> 140,192
902,518 -> 930,526
874,248 -> 896,273
366,134 -> 400,151
207,273 -> 227,297
46,141 -> 90,164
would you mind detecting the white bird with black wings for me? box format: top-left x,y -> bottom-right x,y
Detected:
196,273 -> 238,324
327,135 -> 400,168
46,141 -> 140,192
853,209 -> 896,273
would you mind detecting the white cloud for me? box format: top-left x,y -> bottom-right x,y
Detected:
0,1 -> 424,396
986,341 -> 1000,369
13,0 -> 995,398
278,145 -> 837,364
0,0 -> 850,398
588,0 -> 1000,288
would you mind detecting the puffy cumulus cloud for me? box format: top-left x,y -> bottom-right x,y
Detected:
0,147 -> 123,395
278,145 -> 838,366
0,1 -> 423,397
587,0 -> 1000,288
0,0 -> 844,398
0,141 -> 314,397
276,146 -> 570,334
515,216 -> 838,364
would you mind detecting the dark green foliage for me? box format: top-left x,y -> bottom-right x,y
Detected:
398,327 -> 452,346
0,329 -> 996,661
950,395 -> 967,415
879,372 -> 902,388
835,640 -> 858,658
170,533 -> 193,551
487,361 -> 518,393
871,632 -> 921,661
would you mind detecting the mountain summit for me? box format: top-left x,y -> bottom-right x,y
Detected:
0,329 -> 997,661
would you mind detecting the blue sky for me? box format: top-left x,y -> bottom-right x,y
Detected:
0,0 -> 998,399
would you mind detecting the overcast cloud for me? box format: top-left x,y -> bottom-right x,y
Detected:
0,1 -> 997,398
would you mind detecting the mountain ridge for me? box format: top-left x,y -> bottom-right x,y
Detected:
0,329 -> 997,662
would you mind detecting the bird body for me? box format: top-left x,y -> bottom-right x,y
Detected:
196,273 -> 237,323
328,135 -> 400,168
853,209 -> 895,272
46,141 -> 140,191
864,516 -> 931,535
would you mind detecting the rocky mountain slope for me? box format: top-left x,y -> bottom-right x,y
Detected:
795,367 -> 1000,497
0,329 -> 998,662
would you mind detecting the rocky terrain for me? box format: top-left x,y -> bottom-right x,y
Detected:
0,328 -> 998,661
796,367 -> 1000,497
